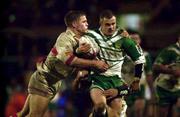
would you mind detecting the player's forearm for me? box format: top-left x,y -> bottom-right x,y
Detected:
70,57 -> 96,68
153,64 -> 174,75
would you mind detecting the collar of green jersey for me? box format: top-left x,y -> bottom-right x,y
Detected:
99,27 -> 120,41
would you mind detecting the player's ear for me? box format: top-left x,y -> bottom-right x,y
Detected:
72,21 -> 77,28
99,18 -> 103,25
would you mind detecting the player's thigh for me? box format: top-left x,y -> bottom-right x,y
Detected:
90,88 -> 106,105
29,94 -> 50,115
19,95 -> 30,115
134,98 -> 145,110
108,98 -> 128,117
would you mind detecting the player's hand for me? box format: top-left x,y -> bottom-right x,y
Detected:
120,30 -> 130,38
172,69 -> 180,77
77,43 -> 91,53
72,70 -> 89,91
72,78 -> 80,91
130,78 -> 140,91
104,88 -> 118,100
93,60 -> 109,72
104,85 -> 129,100
77,70 -> 89,79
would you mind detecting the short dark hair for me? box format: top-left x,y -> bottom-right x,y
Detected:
64,10 -> 86,27
100,10 -> 115,20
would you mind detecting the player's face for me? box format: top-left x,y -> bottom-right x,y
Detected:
74,15 -> 88,34
100,16 -> 116,36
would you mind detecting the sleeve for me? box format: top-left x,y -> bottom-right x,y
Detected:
122,37 -> 145,64
55,34 -> 76,65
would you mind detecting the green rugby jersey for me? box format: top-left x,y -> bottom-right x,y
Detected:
154,42 -> 180,92
86,29 -> 145,78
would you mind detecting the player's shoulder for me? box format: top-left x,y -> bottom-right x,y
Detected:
158,44 -> 177,55
58,32 -> 66,38
87,29 -> 99,34
58,29 -> 75,41
122,37 -> 135,44
86,29 -> 101,38
167,43 -> 179,51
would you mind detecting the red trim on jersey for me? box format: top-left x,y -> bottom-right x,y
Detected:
51,47 -> 58,56
11,113 -> 18,117
65,55 -> 75,65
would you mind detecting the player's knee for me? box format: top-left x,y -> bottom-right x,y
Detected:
111,99 -> 127,116
17,109 -> 29,117
110,99 -> 122,113
29,112 -> 43,117
16,112 -> 23,117
115,108 -> 122,116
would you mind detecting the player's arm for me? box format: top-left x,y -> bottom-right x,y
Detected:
72,69 -> 89,91
104,85 -> 130,100
122,37 -> 145,78
122,37 -> 145,90
71,58 -> 108,72
55,35 -> 108,72
104,38 -> 145,98
76,43 -> 91,54
119,29 -> 130,38
153,49 -> 180,77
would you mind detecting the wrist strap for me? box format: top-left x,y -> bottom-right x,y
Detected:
116,85 -> 130,96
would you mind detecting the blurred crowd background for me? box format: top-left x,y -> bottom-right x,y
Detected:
0,0 -> 179,117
